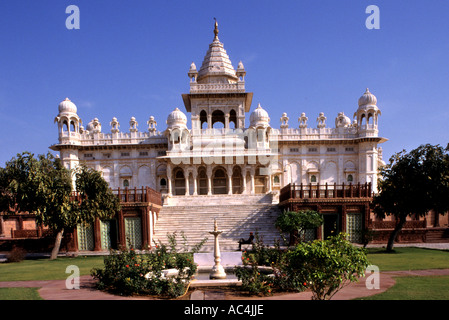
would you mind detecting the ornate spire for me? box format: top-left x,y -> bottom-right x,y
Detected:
197,20 -> 237,83
213,18 -> 219,40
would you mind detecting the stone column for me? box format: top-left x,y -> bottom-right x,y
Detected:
227,172 -> 233,195
148,208 -> 153,248
267,175 -> 272,192
250,168 -> 255,195
184,169 -> 190,196
242,168 -> 247,194
167,164 -> 173,196
207,166 -> 213,195
192,169 -> 198,196
94,218 -> 102,251
225,113 -> 230,129
207,114 -> 212,129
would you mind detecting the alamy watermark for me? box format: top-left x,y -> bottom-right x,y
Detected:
365,264 -> 380,290
66,5 -> 80,30
65,265 -> 80,289
366,5 -> 380,30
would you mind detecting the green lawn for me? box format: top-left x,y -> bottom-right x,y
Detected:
0,255 -> 105,281
361,275 -> 449,300
366,247 -> 449,271
1,247 -> 449,300
0,287 -> 43,300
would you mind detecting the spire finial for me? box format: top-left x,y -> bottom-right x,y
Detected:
213,18 -> 219,40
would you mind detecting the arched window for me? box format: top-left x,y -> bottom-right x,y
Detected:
232,166 -> 242,194
174,168 -> 186,195
229,109 -> 237,129
212,110 -> 225,129
198,167 -> 208,195
255,167 -> 266,194
123,179 -> 129,188
360,114 -> 366,126
367,113 -> 373,126
200,110 -> 208,129
273,175 -> 280,184
347,174 -> 353,182
213,167 -> 227,194
310,175 -> 317,183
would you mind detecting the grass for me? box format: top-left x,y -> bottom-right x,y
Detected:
360,275 -> 449,300
1,247 -> 448,300
0,287 -> 43,300
0,255 -> 105,281
365,247 -> 449,271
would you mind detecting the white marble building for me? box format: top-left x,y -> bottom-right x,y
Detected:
50,21 -> 387,203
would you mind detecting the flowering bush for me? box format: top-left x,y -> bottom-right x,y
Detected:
234,234 -> 305,296
286,233 -> 370,300
234,254 -> 274,296
234,232 -> 369,298
91,234 -> 201,298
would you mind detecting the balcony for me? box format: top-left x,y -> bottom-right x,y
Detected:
279,182 -> 373,203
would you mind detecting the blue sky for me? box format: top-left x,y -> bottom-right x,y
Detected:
0,0 -> 448,166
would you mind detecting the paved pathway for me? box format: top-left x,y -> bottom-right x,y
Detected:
1,269 -> 449,300
1,243 -> 448,300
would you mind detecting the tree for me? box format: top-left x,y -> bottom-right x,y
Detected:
285,233 -> 370,300
0,152 -> 120,259
373,144 -> 449,252
275,210 -> 323,246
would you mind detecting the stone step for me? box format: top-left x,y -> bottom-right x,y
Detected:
165,194 -> 274,207
154,199 -> 283,252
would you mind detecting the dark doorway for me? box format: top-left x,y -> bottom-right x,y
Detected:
323,214 -> 339,239
213,168 -> 227,194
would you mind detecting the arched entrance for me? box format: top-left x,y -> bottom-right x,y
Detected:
174,168 -> 186,195
212,110 -> 225,128
198,167 -> 208,195
213,167 -> 227,194
255,167 -> 267,194
232,166 -> 243,194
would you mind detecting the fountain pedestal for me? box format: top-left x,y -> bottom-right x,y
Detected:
208,219 -> 227,280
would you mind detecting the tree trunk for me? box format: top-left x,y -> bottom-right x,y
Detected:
386,215 -> 406,252
50,229 -> 64,260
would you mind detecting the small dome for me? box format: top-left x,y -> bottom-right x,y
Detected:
189,62 -> 197,71
335,112 -> 351,128
358,88 -> 377,107
250,103 -> 270,128
86,118 -> 101,133
58,97 -> 77,114
166,108 -> 187,128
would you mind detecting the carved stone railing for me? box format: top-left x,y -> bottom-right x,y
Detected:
280,182 -> 373,203
190,82 -> 245,93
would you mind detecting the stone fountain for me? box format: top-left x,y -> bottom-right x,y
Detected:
208,219 -> 227,279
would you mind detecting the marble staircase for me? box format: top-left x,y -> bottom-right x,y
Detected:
153,194 -> 284,252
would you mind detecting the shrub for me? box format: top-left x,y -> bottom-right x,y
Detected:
275,210 -> 323,246
235,233 -> 370,299
6,246 -> 27,263
91,233 -> 203,299
286,233 -> 370,300
234,254 -> 274,296
235,233 -> 303,295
